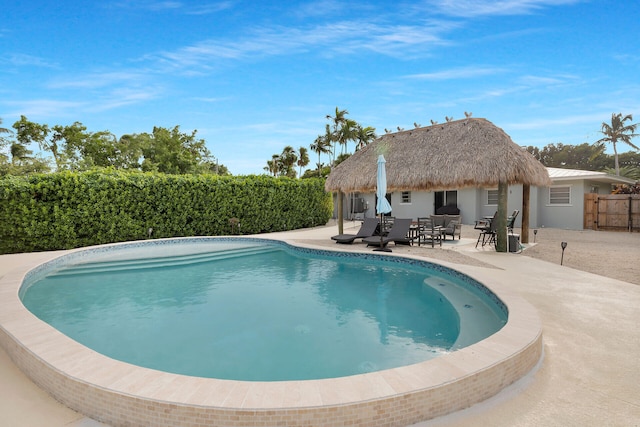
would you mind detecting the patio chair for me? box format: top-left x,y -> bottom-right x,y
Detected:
417,217 -> 442,248
507,210 -> 520,234
476,212 -> 498,248
363,218 -> 412,248
442,214 -> 462,240
331,217 -> 380,244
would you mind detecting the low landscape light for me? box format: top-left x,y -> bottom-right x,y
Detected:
561,241 -> 568,265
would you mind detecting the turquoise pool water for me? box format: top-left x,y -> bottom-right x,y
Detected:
20,239 -> 507,381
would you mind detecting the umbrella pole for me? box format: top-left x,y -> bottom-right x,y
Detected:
373,213 -> 392,252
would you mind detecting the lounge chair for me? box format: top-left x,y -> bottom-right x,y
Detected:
363,218 -> 413,248
331,218 -> 379,244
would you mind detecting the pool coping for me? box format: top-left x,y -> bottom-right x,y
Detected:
0,237 -> 543,427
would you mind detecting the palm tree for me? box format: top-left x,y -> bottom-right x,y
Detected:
280,146 -> 298,178
0,118 -> 8,130
297,146 -> 309,178
0,117 -> 11,145
310,125 -> 332,177
10,142 -> 32,165
603,166 -> 640,181
264,154 -> 280,176
595,113 -> 639,176
337,118 -> 358,155
355,125 -> 377,151
326,107 -> 348,163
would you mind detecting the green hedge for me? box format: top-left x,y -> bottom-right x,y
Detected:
0,171 -> 333,254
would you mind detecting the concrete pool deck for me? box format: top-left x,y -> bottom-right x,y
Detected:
1,224 -> 639,426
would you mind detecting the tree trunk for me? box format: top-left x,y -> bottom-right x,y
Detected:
521,184 -> 530,244
337,190 -> 344,235
613,140 -> 620,176
496,181 -> 508,252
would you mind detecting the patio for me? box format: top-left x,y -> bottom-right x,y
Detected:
1,222 -> 638,426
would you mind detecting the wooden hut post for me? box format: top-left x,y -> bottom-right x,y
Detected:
496,181 -> 508,252
521,184 -> 530,243
337,190 -> 344,235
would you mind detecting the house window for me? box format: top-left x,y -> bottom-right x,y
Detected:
549,186 -> 571,205
401,191 -> 411,204
487,189 -> 498,205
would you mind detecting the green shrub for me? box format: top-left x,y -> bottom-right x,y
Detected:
0,171 -> 332,254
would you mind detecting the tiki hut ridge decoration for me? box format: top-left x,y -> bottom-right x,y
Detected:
325,118 -> 551,252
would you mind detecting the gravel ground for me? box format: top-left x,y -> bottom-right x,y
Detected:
504,226 -> 640,286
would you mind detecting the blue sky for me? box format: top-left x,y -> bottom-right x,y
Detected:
1,0 -> 639,175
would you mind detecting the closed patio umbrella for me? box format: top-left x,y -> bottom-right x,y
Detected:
375,155 -> 392,252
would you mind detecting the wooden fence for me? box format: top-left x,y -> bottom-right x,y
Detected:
584,193 -> 640,231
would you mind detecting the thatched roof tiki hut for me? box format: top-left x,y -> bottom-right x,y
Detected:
325,118 -> 551,252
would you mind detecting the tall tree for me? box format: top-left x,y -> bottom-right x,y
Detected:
326,107 -> 348,163
10,142 -> 32,165
355,125 -> 377,151
297,146 -> 309,178
140,126 -> 212,174
310,125 -> 332,177
279,146 -> 298,178
264,154 -> 280,176
56,122 -> 97,169
0,118 -> 11,150
13,116 -> 56,166
526,142 -> 610,170
116,134 -> 145,169
337,118 -> 358,155
594,113 -> 639,176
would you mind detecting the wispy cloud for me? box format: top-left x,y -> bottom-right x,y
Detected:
48,71 -> 148,89
5,99 -> 86,119
149,19 -> 455,73
506,112 -> 606,130
517,74 -> 578,86
3,53 -> 58,69
146,1 -> 182,11
111,0 -> 235,15
90,87 -> 161,112
422,0 -> 583,18
405,66 -> 506,80
111,0 -> 180,11
186,2 -> 235,15
613,53 -> 640,64
192,96 -> 233,103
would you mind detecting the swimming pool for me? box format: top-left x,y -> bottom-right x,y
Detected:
0,236 -> 542,427
20,239 -> 507,381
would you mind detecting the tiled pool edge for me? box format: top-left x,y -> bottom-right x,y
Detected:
0,238 -> 543,427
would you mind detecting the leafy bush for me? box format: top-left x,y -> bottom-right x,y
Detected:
612,183 -> 640,194
0,171 -> 332,254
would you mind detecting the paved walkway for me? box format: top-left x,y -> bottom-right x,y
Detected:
1,224 -> 639,426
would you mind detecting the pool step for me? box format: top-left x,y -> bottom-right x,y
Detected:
49,246 -> 280,277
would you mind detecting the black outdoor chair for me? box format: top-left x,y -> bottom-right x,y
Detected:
507,210 -> 520,234
363,218 -> 412,248
331,217 -> 380,244
476,212 -> 498,248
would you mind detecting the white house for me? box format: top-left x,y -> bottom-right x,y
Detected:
343,167 -> 636,230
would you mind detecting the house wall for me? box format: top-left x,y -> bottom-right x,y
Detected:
392,191 -> 433,219
535,180 -> 585,229
471,185 -> 540,229
339,178 -> 615,230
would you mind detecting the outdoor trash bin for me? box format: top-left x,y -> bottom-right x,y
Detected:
509,233 -> 520,253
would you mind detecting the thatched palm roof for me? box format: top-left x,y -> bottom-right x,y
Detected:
325,118 -> 551,193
